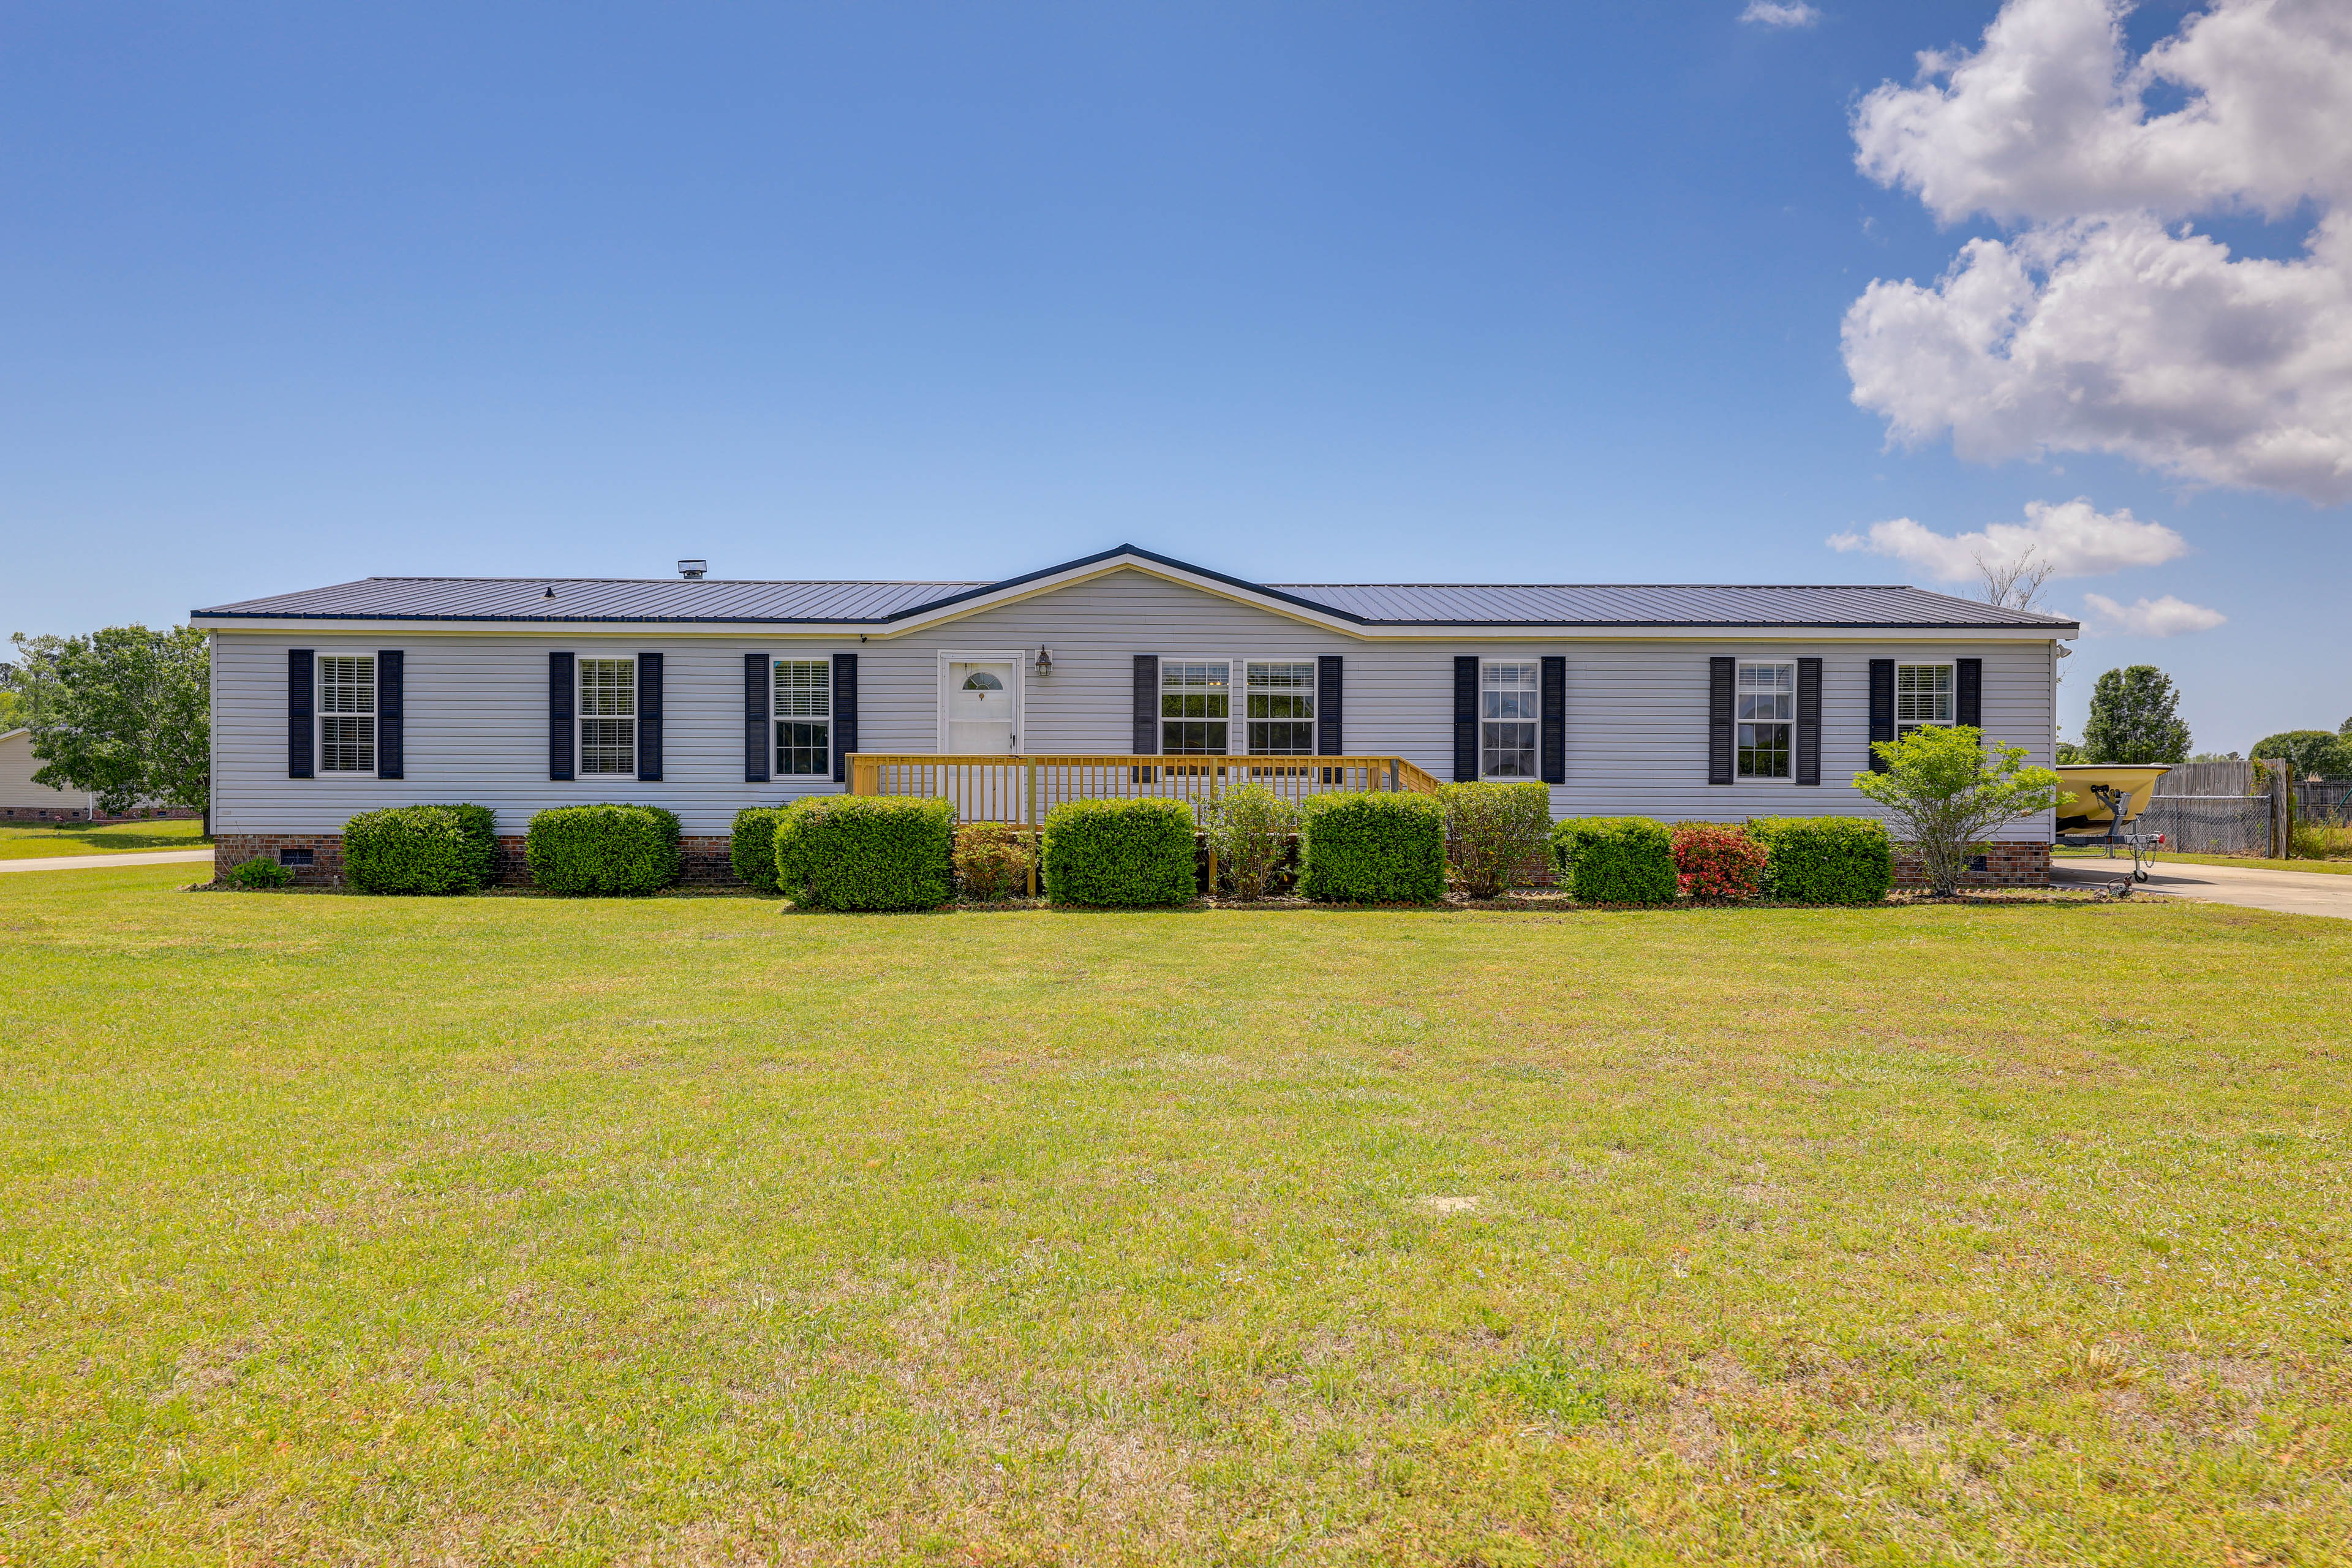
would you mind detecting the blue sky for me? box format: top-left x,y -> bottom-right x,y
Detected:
3,0 -> 2343,750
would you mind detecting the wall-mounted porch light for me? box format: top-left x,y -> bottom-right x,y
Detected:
1034,647 -> 1054,674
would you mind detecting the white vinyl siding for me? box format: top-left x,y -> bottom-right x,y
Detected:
579,657 -> 636,775
774,658 -> 831,776
206,569 -> 2059,840
317,655 -> 376,774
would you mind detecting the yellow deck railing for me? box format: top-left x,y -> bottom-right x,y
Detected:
846,753 -> 1441,825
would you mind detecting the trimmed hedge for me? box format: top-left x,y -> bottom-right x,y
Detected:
1550,816 -> 1677,903
1749,816 -> 1895,905
344,804 -> 499,894
1041,797 -> 1197,908
1297,791 -> 1446,903
1439,780 -> 1553,898
731,806 -> 788,892
775,796 -> 955,910
524,803 -> 682,895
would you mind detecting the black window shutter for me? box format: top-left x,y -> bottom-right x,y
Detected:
549,652 -> 575,782
1956,657 -> 1983,729
1452,656 -> 1479,782
1539,655 -> 1566,785
1133,655 -> 1159,754
376,650 -> 404,780
1316,655 -> 1343,756
1868,658 -> 1895,771
831,653 -> 858,783
1708,657 -> 1734,785
287,649 -> 314,778
635,652 -> 663,780
744,654 -> 771,783
1794,656 -> 1821,786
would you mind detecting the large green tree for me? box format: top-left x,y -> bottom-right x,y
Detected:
2251,730 -> 2352,780
2080,665 -> 2192,764
10,626 -> 211,816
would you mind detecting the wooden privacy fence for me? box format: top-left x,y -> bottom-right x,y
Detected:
846,753 -> 1442,826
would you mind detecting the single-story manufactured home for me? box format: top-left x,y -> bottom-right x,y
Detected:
191,544 -> 2078,886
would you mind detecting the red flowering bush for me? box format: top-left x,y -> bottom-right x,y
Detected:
1671,823 -> 1768,901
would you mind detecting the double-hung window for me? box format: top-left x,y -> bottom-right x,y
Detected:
1896,663 -> 1955,736
1736,661 -> 1795,778
1480,662 -> 1539,777
318,655 -> 376,774
774,658 -> 832,775
1161,661 -> 1231,754
1245,662 -> 1315,755
578,657 -> 637,775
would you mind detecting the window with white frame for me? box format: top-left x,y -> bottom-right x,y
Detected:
317,655 -> 376,774
1736,660 -> 1795,778
1896,662 -> 1955,736
1245,662 -> 1316,755
1480,662 -> 1539,777
578,657 -> 636,775
1161,660 -> 1231,754
774,658 -> 831,775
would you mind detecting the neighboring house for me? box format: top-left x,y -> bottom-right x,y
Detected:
190,543 -> 2078,884
0,728 -> 95,821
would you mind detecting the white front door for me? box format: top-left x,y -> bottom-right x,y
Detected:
947,662 -> 1018,754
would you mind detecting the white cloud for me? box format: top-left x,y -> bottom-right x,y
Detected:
1843,0 -> 2352,503
1741,2 -> 1820,28
1826,498 -> 2187,580
2081,592 -> 2228,636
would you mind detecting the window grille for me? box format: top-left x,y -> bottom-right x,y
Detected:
1896,663 -> 1954,734
1160,661 -> 1231,755
318,655 -> 376,773
1245,662 -> 1316,755
774,658 -> 831,776
579,657 -> 636,775
1480,662 -> 1539,777
1736,661 -> 1795,778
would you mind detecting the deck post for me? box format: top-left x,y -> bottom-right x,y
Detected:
1025,756 -> 1039,897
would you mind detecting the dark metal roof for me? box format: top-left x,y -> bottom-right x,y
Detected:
193,576 -> 988,624
192,545 -> 2078,630
1264,582 -> 2075,628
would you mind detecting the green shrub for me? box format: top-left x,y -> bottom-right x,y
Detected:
344,804 -> 498,894
730,806 -> 788,892
1204,783 -> 1300,901
1297,791 -> 1446,903
775,796 -> 954,910
1550,816 -> 1676,904
1670,822 -> 1767,901
1041,797 -> 1197,908
224,856 -> 293,890
524,803 -> 682,895
1441,780 -> 1554,898
1747,816 -> 1895,904
953,821 -> 1034,900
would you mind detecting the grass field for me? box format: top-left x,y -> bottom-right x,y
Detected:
4,865 -> 2348,1565
0,818 -> 207,859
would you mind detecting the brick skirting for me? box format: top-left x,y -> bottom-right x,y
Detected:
1893,841 -> 2050,888
214,832 -> 737,888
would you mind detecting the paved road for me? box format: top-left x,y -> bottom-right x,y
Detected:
0,849 -> 215,876
2052,858 -> 2352,921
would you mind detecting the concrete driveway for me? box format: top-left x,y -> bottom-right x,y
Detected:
0,849 -> 214,876
2051,857 -> 2352,921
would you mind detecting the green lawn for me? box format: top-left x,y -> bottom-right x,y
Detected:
4,866 -> 2348,1565
0,817 -> 207,858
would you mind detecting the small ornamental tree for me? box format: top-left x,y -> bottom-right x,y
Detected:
1670,823 -> 1767,902
1852,725 -> 2061,897
1203,783 -> 1298,901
